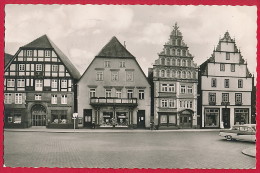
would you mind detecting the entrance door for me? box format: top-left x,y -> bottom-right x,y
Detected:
31,104 -> 46,126
84,109 -> 92,128
137,110 -> 145,128
222,108 -> 230,128
179,110 -> 192,128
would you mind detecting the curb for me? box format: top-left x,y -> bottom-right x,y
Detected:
242,147 -> 256,158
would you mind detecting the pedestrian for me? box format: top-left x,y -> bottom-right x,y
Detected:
92,122 -> 96,129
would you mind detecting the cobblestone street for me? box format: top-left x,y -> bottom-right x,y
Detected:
4,131 -> 255,168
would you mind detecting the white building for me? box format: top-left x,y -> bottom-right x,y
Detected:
198,32 -> 253,128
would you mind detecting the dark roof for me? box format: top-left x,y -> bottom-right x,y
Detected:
4,53 -> 13,67
20,35 -> 81,79
96,36 -> 134,58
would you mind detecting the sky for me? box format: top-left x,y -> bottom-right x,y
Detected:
5,5 -> 257,77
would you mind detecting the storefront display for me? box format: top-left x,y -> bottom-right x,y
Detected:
234,109 -> 249,125
204,108 -> 219,127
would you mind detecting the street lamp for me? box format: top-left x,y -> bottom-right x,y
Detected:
72,113 -> 78,132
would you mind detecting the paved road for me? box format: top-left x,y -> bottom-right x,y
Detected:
4,131 -> 255,168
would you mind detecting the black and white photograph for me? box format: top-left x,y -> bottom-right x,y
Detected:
3,5 -> 257,169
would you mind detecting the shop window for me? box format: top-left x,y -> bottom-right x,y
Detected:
160,115 -> 167,123
127,89 -> 133,98
234,109 -> 248,125
139,90 -> 145,100
14,114 -> 22,124
51,110 -> 67,124
220,64 -> 225,71
116,112 -> 128,126
205,109 -> 219,127
238,79 -> 243,88
102,112 -> 113,126
224,79 -> 229,88
96,71 -> 104,81
90,88 -> 96,98
105,89 -> 112,98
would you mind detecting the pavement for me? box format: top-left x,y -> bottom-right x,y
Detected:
4,127 -> 222,133
242,147 -> 256,158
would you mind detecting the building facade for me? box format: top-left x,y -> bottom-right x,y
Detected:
77,37 -> 151,129
150,23 -> 198,129
198,32 -> 253,128
4,35 -> 80,128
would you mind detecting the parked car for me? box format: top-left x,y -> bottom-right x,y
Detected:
219,124 -> 256,142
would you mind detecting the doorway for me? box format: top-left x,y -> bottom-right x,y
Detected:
84,109 -> 92,128
31,104 -> 46,126
137,110 -> 145,128
179,110 -> 192,128
222,108 -> 230,128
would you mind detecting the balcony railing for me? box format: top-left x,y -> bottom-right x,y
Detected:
90,97 -> 138,106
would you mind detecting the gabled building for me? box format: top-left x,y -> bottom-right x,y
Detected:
77,36 -> 151,129
4,35 -> 80,128
198,32 -> 253,128
149,23 -> 198,129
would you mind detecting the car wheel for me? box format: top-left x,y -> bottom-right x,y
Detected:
226,135 -> 232,141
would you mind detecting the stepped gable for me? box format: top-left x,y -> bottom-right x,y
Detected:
96,36 -> 134,58
22,35 -> 81,79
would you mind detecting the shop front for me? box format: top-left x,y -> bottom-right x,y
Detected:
204,108 -> 220,128
157,112 -> 177,129
234,108 -> 249,125
179,109 -> 193,128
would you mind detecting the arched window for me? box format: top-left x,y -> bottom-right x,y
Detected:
182,71 -> 186,78
182,50 -> 186,56
172,70 -> 175,78
161,70 -> 165,77
172,58 -> 176,66
167,58 -> 170,65
167,70 -> 170,77
154,69 -> 159,77
182,59 -> 186,66
166,48 -> 170,55
187,60 -> 191,67
172,49 -> 175,56
187,71 -> 191,78
161,58 -> 165,65
177,71 -> 181,78
177,49 -> 181,56
177,59 -> 181,66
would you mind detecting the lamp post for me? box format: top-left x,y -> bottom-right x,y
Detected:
72,113 -> 78,132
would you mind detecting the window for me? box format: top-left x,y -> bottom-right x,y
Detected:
177,59 -> 181,66
166,70 -> 170,77
19,64 -> 25,71
177,49 -> 181,55
36,64 -> 42,71
7,79 -> 15,87
231,64 -> 235,72
235,109 -> 248,125
90,89 -> 96,98
182,59 -> 186,67
61,80 -> 67,88
238,79 -> 243,88
224,79 -> 229,88
187,60 -> 191,67
61,95 -> 67,104
104,61 -> 110,68
169,99 -> 174,108
139,90 -> 145,100
211,78 -> 217,87
187,71 -> 191,78
167,58 -> 170,65
4,93 -> 12,104
35,79 -> 43,91
116,89 -> 122,98
161,84 -> 168,92
161,70 -> 165,77
120,61 -> 125,68
209,93 -> 216,103
52,65 -> 58,72
51,95 -> 57,104
222,93 -> 229,102
180,85 -> 186,94
111,71 -> 119,81
35,94 -> 42,100
177,71 -> 181,78
161,100 -> 168,107
14,114 -> 21,124
15,93 -> 22,104
45,50 -> 51,57
52,79 -> 58,88
179,101 -> 182,108
220,64 -> 225,71
226,53 -> 230,60
126,71 -> 134,81
187,86 -> 193,94
182,71 -> 186,78
105,89 -> 112,98
169,84 -> 175,92
127,89 -> 133,98
182,50 -> 186,56
27,50 -> 32,57
235,93 -> 242,103
96,71 -> 103,81
161,58 -> 165,65
17,79 -> 25,87
189,101 -> 193,108
205,109 -> 220,127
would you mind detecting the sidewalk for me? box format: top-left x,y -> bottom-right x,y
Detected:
4,127 -> 221,133
242,147 -> 256,158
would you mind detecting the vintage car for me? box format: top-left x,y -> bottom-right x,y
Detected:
219,124 -> 256,142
